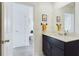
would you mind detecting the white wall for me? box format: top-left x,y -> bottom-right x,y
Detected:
75,3 -> 79,34
54,2 -> 70,9
34,2 -> 54,55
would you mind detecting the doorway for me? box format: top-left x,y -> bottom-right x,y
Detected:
64,13 -> 75,33
1,2 -> 34,56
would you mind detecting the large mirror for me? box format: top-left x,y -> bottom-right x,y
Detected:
61,2 -> 75,33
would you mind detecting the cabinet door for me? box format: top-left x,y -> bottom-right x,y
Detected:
65,41 -> 79,56
43,35 -> 51,56
51,45 -> 64,56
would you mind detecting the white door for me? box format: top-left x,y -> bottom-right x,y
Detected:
12,3 -> 30,48
2,3 -> 13,56
2,3 -> 32,56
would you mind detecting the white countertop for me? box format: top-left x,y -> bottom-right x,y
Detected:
43,32 -> 79,42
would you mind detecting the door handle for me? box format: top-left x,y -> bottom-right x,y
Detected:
1,40 -> 10,44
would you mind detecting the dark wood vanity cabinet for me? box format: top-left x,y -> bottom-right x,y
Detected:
42,35 -> 79,56
64,40 -> 79,56
43,36 -> 51,56
42,35 -> 64,56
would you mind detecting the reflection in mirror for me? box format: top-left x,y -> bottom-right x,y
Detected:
61,3 -> 75,33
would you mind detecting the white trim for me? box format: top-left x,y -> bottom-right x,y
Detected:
1,2 -> 5,56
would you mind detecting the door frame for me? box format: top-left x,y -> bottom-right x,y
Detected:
1,2 -> 5,56
0,2 -> 4,56
0,2 -> 2,56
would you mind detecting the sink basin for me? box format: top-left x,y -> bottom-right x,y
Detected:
58,33 -> 67,36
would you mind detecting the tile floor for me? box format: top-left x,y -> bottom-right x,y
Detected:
13,36 -> 33,56
13,46 -> 33,56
